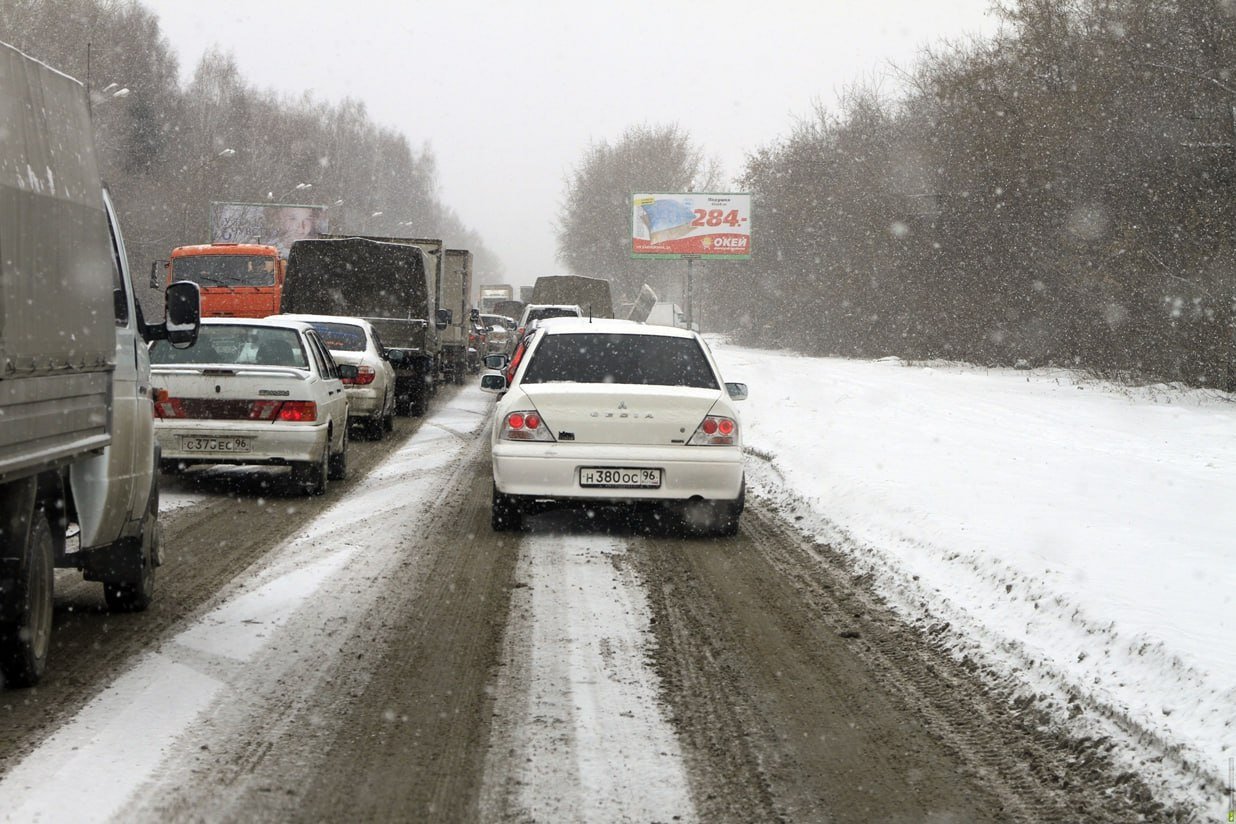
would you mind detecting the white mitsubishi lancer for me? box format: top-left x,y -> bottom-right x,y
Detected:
481,318 -> 748,535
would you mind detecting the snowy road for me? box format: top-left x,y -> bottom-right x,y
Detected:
0,357 -> 1221,822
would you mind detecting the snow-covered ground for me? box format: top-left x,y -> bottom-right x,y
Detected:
710,340 -> 1235,814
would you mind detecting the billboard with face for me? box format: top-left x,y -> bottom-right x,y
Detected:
210,202 -> 329,257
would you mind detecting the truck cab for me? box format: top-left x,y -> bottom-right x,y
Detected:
166,243 -> 284,318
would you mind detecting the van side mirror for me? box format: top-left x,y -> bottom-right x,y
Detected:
725,382 -> 748,401
470,307 -> 480,321
435,308 -> 452,329
144,280 -> 201,347
149,259 -> 168,289
480,373 -> 507,394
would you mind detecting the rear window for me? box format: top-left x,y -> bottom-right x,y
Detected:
308,322 -> 367,352
526,307 -> 579,324
151,325 -> 308,368
520,333 -> 718,389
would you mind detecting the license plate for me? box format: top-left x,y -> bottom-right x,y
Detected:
180,436 -> 252,453
579,467 -> 662,488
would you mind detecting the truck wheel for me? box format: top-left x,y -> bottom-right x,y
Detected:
329,425 -> 349,480
103,484 -> 159,613
491,484 -> 523,532
292,446 -> 329,496
0,511 -> 54,687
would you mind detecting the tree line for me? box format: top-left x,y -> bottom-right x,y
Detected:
557,0 -> 1236,388
0,0 -> 503,306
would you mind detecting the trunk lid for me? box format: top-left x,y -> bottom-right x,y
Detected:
520,384 -> 719,445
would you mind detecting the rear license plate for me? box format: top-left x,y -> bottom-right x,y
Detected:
180,436 -> 252,453
579,467 -> 662,489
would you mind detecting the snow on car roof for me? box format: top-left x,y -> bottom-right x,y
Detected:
535,317 -> 696,338
269,313 -> 375,329
199,316 -> 316,333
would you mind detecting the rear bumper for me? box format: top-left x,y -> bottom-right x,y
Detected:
345,386 -> 383,416
155,420 -> 329,465
492,441 -> 743,501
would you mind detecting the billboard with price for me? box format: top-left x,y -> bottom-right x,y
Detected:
631,192 -> 751,259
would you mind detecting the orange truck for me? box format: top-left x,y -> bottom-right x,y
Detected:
162,243 -> 284,318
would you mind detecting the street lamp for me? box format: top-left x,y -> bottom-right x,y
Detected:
269,182 -> 312,202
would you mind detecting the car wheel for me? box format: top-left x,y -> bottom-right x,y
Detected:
714,479 -> 745,537
383,395 -> 395,432
103,487 -> 159,613
491,484 -> 523,532
328,425 -> 349,481
366,412 -> 385,441
0,509 -> 54,687
293,446 -> 329,496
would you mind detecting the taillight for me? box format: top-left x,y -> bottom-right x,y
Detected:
277,401 -> 317,422
500,409 -> 554,441
688,415 -> 738,446
154,397 -> 186,419
342,365 -> 376,386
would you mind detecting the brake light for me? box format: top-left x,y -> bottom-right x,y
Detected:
154,397 -> 186,419
688,415 -> 738,446
277,401 -> 317,422
342,365 -> 376,386
501,409 -> 554,441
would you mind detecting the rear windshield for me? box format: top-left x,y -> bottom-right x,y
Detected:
526,307 -> 579,324
308,322 -> 366,352
520,333 -> 718,389
151,325 -> 308,368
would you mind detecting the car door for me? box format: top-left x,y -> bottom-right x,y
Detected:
306,330 -> 348,443
369,327 -> 396,411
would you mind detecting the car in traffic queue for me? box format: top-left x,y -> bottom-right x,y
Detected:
514,303 -> 583,342
479,313 -> 516,356
149,317 -> 353,496
480,318 -> 748,535
270,314 -> 397,440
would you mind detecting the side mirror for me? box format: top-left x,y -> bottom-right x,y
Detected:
469,308 -> 480,321
725,382 -> 748,401
337,363 -> 359,382
435,308 -> 452,329
385,348 -> 408,366
149,259 -> 168,289
480,373 -> 507,394
144,281 -> 201,346
483,354 -> 509,370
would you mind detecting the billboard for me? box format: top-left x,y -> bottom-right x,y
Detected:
631,192 -> 751,259
210,202 -> 329,257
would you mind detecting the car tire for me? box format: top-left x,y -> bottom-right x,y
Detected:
293,446 -> 329,496
0,510 -> 54,687
366,412 -> 385,441
714,480 -> 745,537
328,425 -> 349,481
103,487 -> 159,613
491,484 -> 523,532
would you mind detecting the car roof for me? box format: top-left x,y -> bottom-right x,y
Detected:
535,317 -> 696,339
200,317 -> 314,333
269,313 -> 375,330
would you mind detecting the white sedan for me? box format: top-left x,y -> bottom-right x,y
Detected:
150,318 -> 352,495
270,314 -> 397,440
481,318 -> 747,535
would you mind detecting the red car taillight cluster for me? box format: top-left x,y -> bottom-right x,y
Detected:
688,415 -> 738,446
341,365 -> 376,386
500,409 -> 554,441
154,397 -> 317,422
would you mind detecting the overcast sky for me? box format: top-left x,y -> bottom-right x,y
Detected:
149,0 -> 1002,283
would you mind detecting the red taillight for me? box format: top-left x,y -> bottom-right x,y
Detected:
154,398 -> 186,419
277,401 -> 317,422
501,409 -> 554,441
249,400 -> 282,420
689,415 -> 738,446
342,365 -> 376,386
